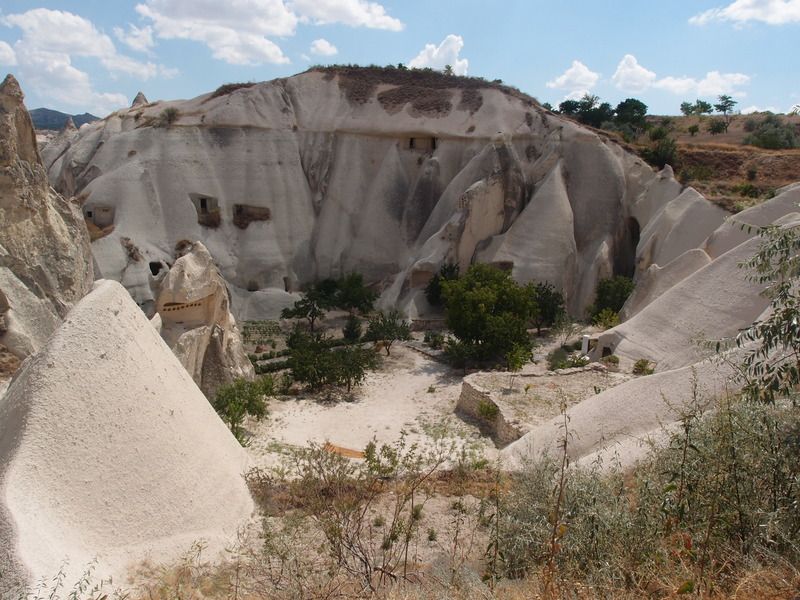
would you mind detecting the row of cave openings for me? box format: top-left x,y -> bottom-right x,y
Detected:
82,195 -> 272,232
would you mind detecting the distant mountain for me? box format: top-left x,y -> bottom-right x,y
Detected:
29,108 -> 99,130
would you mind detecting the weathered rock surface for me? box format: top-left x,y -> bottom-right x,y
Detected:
45,67 -> 713,319
155,241 -> 254,398
0,74 -> 92,370
0,279 -> 254,593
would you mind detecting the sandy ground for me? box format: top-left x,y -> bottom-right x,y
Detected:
246,345 -> 498,468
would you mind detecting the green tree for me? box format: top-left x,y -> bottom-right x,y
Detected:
331,345 -> 379,392
442,264 -> 538,362
443,64 -> 454,76
336,272 -> 377,315
641,137 -> 678,169
281,283 -> 335,331
212,376 -> 273,445
688,124 -> 700,136
365,310 -> 411,356
615,98 -> 648,129
590,276 -> 635,318
680,101 -> 695,116
531,281 -> 565,335
342,314 -> 362,342
424,262 -> 459,307
558,99 -> 581,116
694,99 -> 713,115
714,94 -> 737,131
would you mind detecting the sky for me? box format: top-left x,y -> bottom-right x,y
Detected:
0,0 -> 797,117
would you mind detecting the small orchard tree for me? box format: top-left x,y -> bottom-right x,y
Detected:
694,99 -> 713,115
212,376 -> 273,445
680,101 -> 695,116
552,312 -> 581,347
281,284 -> 334,331
342,314 -> 362,342
589,276 -> 634,319
366,310 -> 411,356
506,344 -> 533,390
531,281 -> 565,335
688,124 -> 700,137
331,345 -> 379,392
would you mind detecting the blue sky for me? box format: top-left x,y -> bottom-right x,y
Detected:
0,0 -> 797,117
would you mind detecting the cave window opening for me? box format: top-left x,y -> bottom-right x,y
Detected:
614,217 -> 641,278
188,194 -> 221,228
149,261 -> 163,276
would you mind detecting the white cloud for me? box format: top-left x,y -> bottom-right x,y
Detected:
0,41 -> 17,65
290,0 -> 403,30
546,60 -> 600,94
310,38 -> 337,56
741,104 -> 779,113
3,9 -> 165,79
136,0 -> 294,65
409,34 -> 468,75
114,24 -> 155,53
654,70 -> 750,96
690,0 -> 800,25
13,44 -> 127,115
612,54 -> 656,92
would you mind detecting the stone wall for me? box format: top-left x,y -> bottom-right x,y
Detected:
456,375 -> 526,447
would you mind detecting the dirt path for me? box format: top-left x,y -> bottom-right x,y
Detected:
246,345 -> 496,467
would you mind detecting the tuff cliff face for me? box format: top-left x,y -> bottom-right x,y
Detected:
44,67 -> 714,319
0,74 -> 93,370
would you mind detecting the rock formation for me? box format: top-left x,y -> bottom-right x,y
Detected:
0,74 -> 93,372
0,279 -> 254,593
44,67 -> 705,320
154,241 -> 254,398
131,91 -> 148,107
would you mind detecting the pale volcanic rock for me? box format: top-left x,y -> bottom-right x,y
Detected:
131,91 -> 149,107
0,74 -> 93,367
0,279 -> 254,592
44,68 -> 716,318
156,241 -> 254,398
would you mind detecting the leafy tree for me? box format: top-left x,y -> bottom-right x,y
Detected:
281,283 -> 337,331
726,220 -> 800,404
541,102 -> 554,111
590,276 -> 635,318
424,263 -> 459,307
694,99 -> 713,115
615,98 -> 648,129
531,281 -> 565,335
714,94 -> 737,130
365,310 -> 411,356
443,64 -> 454,76
688,124 -> 700,136
441,264 -> 538,362
743,115 -> 798,149
331,345 -> 379,392
707,118 -> 727,135
336,272 -> 377,315
212,376 -> 273,444
592,307 -> 621,330
558,99 -> 581,116
552,312 -> 582,347
680,101 -> 695,116
343,314 -> 362,342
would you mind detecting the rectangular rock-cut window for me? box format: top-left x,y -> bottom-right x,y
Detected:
83,204 -> 115,228
233,204 -> 271,229
408,137 -> 437,152
189,193 -> 221,228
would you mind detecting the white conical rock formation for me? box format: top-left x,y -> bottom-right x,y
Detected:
0,279 -> 254,593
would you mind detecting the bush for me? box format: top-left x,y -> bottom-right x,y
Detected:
156,107 -> 179,128
641,137 -> 677,169
531,281 -> 565,335
743,114 -> 798,149
707,118 -> 726,135
688,124 -> 699,137
342,314 -> 362,342
592,308 -> 620,330
547,348 -> 586,370
212,376 -> 273,444
632,358 -> 654,375
424,263 -> 459,307
589,276 -> 634,319
600,353 -> 619,366
423,330 -> 445,349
